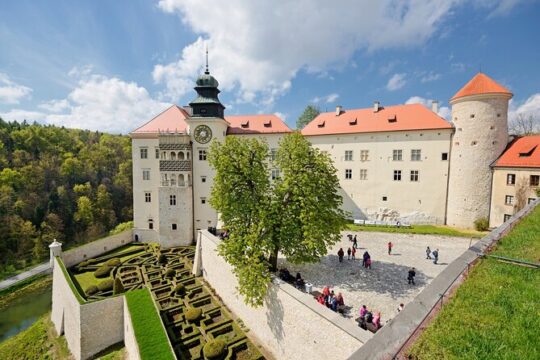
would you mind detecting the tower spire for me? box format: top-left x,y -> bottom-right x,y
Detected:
205,44 -> 209,75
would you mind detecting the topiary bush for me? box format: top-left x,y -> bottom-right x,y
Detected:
158,254 -> 168,264
174,284 -> 186,296
85,285 -> 98,296
203,338 -> 227,360
165,268 -> 175,278
474,217 -> 489,231
87,259 -> 98,264
79,261 -> 89,267
106,258 -> 121,267
97,279 -> 114,292
94,265 -> 112,278
185,307 -> 202,323
113,277 -> 125,294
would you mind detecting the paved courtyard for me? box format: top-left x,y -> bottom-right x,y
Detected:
278,230 -> 472,326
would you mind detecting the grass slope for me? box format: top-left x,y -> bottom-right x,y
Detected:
408,206 -> 540,360
125,288 -> 175,360
346,223 -> 487,238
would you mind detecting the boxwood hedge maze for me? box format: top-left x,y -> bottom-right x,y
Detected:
68,243 -> 264,360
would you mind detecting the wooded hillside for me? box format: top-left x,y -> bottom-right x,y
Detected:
0,118 -> 132,278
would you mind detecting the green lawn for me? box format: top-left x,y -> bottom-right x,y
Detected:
408,206 -> 540,360
346,223 -> 487,238
125,288 -> 175,360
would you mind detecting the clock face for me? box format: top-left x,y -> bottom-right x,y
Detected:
194,125 -> 212,144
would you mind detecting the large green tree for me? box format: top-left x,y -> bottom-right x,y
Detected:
208,132 -> 347,306
296,105 -> 320,130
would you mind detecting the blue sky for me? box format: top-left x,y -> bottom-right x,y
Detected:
0,0 -> 539,133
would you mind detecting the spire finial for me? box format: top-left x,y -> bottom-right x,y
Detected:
205,44 -> 209,75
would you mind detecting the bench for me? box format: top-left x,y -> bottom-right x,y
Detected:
355,317 -> 380,333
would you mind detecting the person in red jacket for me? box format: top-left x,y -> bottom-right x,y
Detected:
388,241 -> 393,255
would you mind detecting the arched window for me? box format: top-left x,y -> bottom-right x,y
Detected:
161,173 -> 168,186
171,152 -> 177,160
161,151 -> 167,160
186,151 -> 190,160
171,174 -> 177,186
179,151 -> 185,160
178,174 -> 185,186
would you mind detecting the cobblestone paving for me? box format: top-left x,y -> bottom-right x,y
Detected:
278,231 -> 472,326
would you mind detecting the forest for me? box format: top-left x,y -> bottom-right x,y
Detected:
0,118 -> 132,278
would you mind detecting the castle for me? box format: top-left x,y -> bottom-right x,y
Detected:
130,68 -> 540,246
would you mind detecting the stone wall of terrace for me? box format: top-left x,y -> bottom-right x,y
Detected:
195,230 -> 370,360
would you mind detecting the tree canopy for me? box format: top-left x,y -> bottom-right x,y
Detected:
208,132 -> 347,306
296,105 -> 320,129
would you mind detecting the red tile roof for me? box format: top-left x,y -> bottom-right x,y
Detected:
226,114 -> 292,135
131,105 -> 189,134
451,73 -> 512,102
301,103 -> 452,136
494,135 -> 540,168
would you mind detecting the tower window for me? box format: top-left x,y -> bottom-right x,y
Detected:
471,141 -> 478,146
201,197 -> 206,204
199,149 -> 207,161
393,170 -> 402,181
470,114 -> 475,118
170,195 -> 176,206
172,224 -> 177,230
142,169 -> 150,180
441,152 -> 448,161
201,176 -> 207,183
140,148 -> 148,159
145,192 -> 151,203
382,196 -> 388,201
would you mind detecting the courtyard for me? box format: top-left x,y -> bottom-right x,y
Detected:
278,230 -> 472,326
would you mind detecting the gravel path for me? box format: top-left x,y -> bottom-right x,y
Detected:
278,231 -> 472,325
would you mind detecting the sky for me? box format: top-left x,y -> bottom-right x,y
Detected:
0,0 -> 539,134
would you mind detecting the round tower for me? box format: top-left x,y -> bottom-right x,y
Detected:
446,73 -> 513,228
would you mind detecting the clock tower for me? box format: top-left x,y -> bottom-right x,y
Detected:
186,55 -> 229,239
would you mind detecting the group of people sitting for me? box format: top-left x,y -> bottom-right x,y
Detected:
358,305 -> 381,331
278,268 -> 306,290
316,286 -> 345,313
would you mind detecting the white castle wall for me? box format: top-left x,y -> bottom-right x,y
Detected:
447,94 -> 510,228
158,185 -> 193,247
195,230 -> 368,360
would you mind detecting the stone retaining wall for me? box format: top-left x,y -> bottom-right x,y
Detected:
124,297 -> 142,360
194,230 -> 369,360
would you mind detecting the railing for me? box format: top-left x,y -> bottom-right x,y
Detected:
160,181 -> 189,187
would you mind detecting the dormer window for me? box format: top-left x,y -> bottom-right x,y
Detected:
241,120 -> 249,128
317,121 -> 325,128
519,145 -> 537,157
388,115 -> 397,123
349,118 -> 357,125
264,119 -> 272,127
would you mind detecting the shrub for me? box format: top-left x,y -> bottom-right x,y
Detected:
174,284 -> 185,296
85,285 -> 98,296
158,254 -> 168,265
79,261 -> 89,267
203,338 -> 227,360
106,258 -> 121,267
94,265 -> 112,278
185,307 -> 202,323
97,279 -> 114,292
474,217 -> 489,231
113,277 -> 125,294
165,269 -> 175,278
87,259 -> 98,264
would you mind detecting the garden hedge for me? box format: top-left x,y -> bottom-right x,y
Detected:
203,338 -> 227,359
106,258 -> 121,267
97,279 -> 114,292
185,307 -> 202,323
94,265 -> 112,278
85,285 -> 98,296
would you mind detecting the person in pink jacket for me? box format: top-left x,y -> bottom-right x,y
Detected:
359,305 -> 368,320
373,312 -> 381,329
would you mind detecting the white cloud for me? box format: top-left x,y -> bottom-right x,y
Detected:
312,93 -> 339,104
405,96 -> 451,120
273,112 -> 288,122
387,73 -> 407,91
475,0 -> 527,17
154,0 -> 467,105
0,73 -> 33,104
421,72 -> 441,83
2,72 -> 169,134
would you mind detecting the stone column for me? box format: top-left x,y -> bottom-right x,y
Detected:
49,239 -> 63,268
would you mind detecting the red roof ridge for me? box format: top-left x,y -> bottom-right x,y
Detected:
226,114 -> 292,135
451,72 -> 512,102
131,105 -> 189,134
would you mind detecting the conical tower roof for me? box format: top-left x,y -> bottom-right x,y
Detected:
451,73 -> 512,102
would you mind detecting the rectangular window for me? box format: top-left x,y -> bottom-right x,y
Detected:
344,150 -> 353,161
393,170 -> 402,181
172,223 -> 177,230
411,149 -> 422,161
270,148 -> 277,161
145,192 -> 151,203
142,169 -> 150,180
359,169 -> 367,180
530,175 -> 540,186
528,198 -> 536,204
170,195 -> 176,206
199,149 -> 207,161
410,170 -> 419,182
393,150 -> 403,161
201,176 -> 207,183
271,169 -> 280,180
148,221 -> 154,230
360,150 -> 369,161
441,152 -> 448,161
155,148 -> 160,159
382,196 -> 388,201
503,214 -> 511,222
201,197 -> 206,204
345,169 -> 352,179
504,195 -> 514,205
140,148 -> 148,159
506,174 -> 516,185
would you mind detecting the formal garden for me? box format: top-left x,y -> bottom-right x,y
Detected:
67,243 -> 264,360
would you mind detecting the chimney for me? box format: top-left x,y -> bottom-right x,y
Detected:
373,101 -> 380,113
431,100 -> 439,114
335,105 -> 342,116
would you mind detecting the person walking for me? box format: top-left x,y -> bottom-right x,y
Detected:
388,241 -> 393,255
432,249 -> 439,264
347,247 -> 352,260
407,267 -> 416,285
366,257 -> 372,269
351,246 -> 356,260
362,251 -> 370,268
426,246 -> 432,259
353,235 -> 358,249
338,248 -> 345,262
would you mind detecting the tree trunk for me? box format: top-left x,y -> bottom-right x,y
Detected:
268,246 -> 279,272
